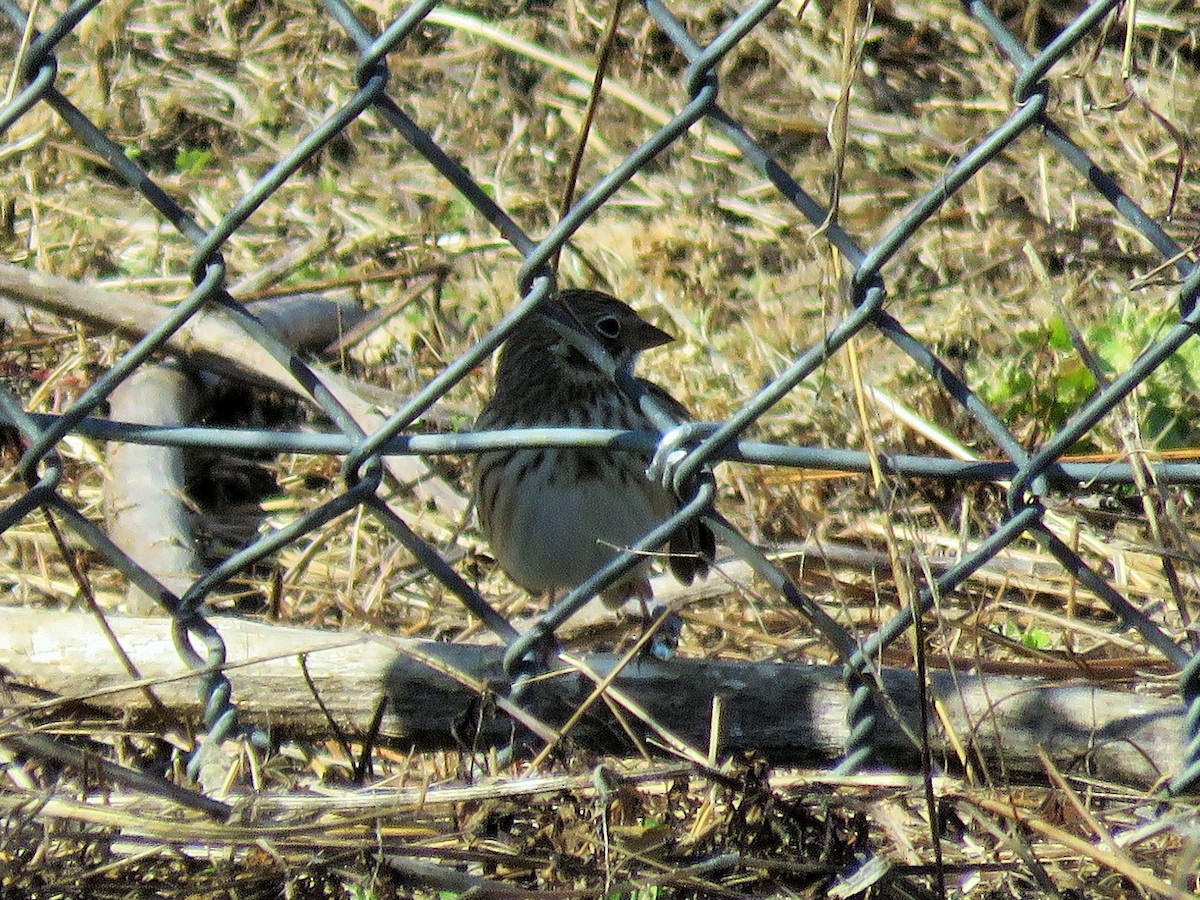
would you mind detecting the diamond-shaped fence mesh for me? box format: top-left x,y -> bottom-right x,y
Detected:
2,0 -> 1199,795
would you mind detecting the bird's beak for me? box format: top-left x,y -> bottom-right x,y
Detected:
626,318 -> 673,351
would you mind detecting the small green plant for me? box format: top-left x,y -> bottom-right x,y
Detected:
973,305 -> 1200,451
285,261 -> 344,286
175,146 -> 215,176
1001,620 -> 1053,651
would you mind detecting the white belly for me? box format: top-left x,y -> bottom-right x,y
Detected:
483,448 -> 672,594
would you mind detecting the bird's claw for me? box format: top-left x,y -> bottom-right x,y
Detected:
647,421 -> 722,495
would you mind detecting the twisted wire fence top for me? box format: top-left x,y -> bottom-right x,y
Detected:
2,0 -> 1199,786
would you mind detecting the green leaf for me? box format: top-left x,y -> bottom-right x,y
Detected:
1046,315 -> 1072,352
1021,626 -> 1052,651
175,146 -> 215,176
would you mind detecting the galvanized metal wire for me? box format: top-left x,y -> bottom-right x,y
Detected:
1,0 -> 1198,792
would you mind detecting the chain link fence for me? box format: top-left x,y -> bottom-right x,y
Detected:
2,0 -> 1198,794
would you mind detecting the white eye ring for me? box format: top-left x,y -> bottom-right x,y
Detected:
595,315 -> 621,339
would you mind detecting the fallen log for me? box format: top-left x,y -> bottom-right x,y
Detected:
0,608 -> 1184,787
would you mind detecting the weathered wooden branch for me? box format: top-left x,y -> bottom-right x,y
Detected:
0,608 -> 1184,787
244,292 -> 366,354
104,362 -> 204,614
99,291 -> 383,614
0,261 -> 467,519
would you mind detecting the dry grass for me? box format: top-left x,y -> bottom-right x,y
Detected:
3,0 -> 1200,895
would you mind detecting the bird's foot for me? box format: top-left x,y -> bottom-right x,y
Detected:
647,421 -> 723,495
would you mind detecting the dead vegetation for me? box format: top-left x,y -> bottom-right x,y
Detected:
2,0 -> 1200,896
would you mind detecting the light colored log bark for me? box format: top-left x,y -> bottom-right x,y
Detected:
243,292 -> 367,354
0,263 -> 305,395
0,608 -> 1184,787
104,362 -> 204,614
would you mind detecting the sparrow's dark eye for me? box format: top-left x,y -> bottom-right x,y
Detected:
595,315 -> 622,339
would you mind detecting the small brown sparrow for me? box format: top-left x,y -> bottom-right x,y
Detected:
473,289 -> 714,608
